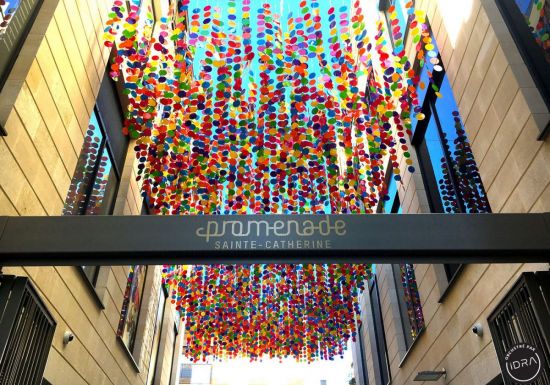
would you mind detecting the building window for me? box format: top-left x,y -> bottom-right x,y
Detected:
383,0 -> 414,51
168,324 -> 180,385
392,264 -> 425,350
443,263 -> 461,283
63,109 -> 119,215
496,0 -> 550,111
179,364 -> 193,384
146,288 -> 167,385
63,70 -> 128,216
118,265 -> 147,352
369,276 -> 391,385
413,69 -> 491,214
0,0 -> 20,35
356,323 -> 370,385
0,276 -> 56,385
65,68 -> 129,332
384,178 -> 425,350
141,197 -> 151,215
178,362 -> 213,385
0,0 -> 42,91
411,24 -> 491,215
411,22 -> 491,293
81,265 -> 100,287
514,0 -> 550,63
125,0 -> 142,13
383,171 -> 402,214
488,271 -> 550,385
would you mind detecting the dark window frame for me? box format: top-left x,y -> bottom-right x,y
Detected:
125,0 -> 143,14
63,107 -> 119,216
413,69 -> 467,291
383,0 -> 415,50
0,0 -> 44,95
168,323 -> 180,385
141,197 -> 151,215
384,165 -> 427,363
63,70 -> 129,217
411,21 -> 492,299
84,106 -> 120,215
391,263 -> 427,368
495,0 -> 550,119
129,265 -> 148,354
117,264 -> 149,368
392,264 -> 423,351
411,52 -> 449,212
369,276 -> 391,385
76,266 -> 105,309
147,286 -> 168,385
95,108 -> 122,183
356,323 -> 370,385
64,69 -> 130,304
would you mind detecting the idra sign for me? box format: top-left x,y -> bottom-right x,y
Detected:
195,215 -> 347,250
504,343 -> 545,383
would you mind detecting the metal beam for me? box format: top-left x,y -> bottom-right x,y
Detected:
0,214 -> 549,265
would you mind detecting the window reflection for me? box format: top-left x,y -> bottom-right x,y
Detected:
81,266 -> 100,286
0,0 -> 20,36
384,182 -> 423,346
514,0 -> 550,64
118,265 -> 147,352
397,264 -> 424,342
86,151 -> 116,215
413,23 -> 490,214
385,0 -> 413,51
63,110 -> 118,215
147,289 -> 166,385
383,173 -> 402,214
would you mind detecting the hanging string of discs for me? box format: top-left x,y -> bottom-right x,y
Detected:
104,0 -> 438,362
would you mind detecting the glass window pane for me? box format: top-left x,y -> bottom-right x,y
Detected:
64,110 -> 119,215
370,278 -> 390,385
1,0 -> 42,89
394,0 -> 409,44
385,0 -> 412,51
147,289 -> 166,385
398,264 -> 425,340
81,266 -> 99,286
0,0 -> 17,37
179,364 -> 193,384
384,176 -> 399,213
434,78 -> 490,213
514,0 -> 550,64
118,265 -> 147,352
410,60 -> 432,131
63,113 -> 104,215
0,1 -> 21,35
424,112 -> 458,212
85,152 -> 118,215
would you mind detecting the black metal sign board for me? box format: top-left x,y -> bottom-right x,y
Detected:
0,213 -> 549,265
504,344 -> 545,383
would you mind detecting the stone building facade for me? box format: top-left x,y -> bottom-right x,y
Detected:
0,0 -> 183,384
352,0 -> 550,384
